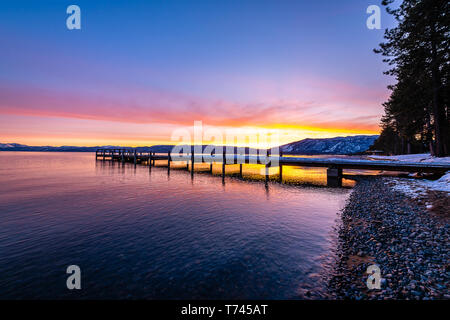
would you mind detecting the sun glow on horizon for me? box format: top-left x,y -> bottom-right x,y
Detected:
0,120 -> 379,149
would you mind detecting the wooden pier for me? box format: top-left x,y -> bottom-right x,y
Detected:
95,147 -> 450,187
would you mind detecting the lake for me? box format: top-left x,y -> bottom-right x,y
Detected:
0,152 -> 351,299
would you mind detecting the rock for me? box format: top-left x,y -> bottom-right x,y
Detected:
327,177 -> 449,300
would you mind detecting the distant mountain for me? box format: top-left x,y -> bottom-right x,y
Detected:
0,143 -> 263,153
280,135 -> 379,155
1,135 -> 379,155
0,143 -> 108,152
0,143 -> 132,152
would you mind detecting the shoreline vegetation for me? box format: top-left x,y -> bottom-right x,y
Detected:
371,0 -> 449,157
328,177 -> 449,300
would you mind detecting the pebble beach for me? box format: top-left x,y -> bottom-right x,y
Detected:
328,177 -> 449,300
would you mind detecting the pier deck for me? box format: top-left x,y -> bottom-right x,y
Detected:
95,148 -> 450,187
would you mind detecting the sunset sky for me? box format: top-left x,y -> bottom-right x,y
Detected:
0,0 -> 395,147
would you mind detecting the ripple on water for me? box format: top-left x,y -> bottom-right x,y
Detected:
0,152 -> 350,299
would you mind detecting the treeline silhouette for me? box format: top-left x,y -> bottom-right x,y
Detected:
371,0 -> 449,156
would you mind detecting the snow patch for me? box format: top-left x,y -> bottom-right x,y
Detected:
369,153 -> 450,164
388,171 -> 450,198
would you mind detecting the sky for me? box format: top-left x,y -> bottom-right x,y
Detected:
0,0 -> 397,147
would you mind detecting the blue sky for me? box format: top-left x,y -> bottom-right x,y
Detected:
0,0 -> 398,146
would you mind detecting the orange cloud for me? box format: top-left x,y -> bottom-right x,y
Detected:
0,83 -> 382,133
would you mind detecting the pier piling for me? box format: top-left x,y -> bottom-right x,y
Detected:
168,151 -> 171,173
95,147 -> 450,188
191,150 -> 195,177
327,167 -> 343,187
222,150 -> 226,183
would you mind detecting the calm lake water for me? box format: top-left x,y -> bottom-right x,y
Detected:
0,152 -> 351,299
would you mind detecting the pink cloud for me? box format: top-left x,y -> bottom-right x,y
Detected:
0,81 -> 383,132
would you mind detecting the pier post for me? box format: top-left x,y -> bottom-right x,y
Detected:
102,150 -> 105,161
134,149 -> 137,165
327,167 -> 342,187
149,152 -> 152,170
191,149 -> 195,177
279,150 -> 283,183
168,151 -> 171,173
239,164 -> 243,178
209,162 -> 213,173
265,149 -> 271,186
222,149 -> 226,183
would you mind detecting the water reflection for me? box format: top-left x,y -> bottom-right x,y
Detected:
0,152 -> 352,299
123,159 -> 366,188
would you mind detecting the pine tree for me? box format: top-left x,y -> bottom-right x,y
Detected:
374,0 -> 449,156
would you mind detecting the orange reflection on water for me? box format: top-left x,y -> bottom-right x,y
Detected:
147,160 -> 377,188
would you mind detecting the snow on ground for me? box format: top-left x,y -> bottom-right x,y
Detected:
388,171 -> 450,199
370,154 -> 449,196
368,153 -> 450,164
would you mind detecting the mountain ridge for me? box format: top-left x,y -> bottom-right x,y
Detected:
280,135 -> 378,155
0,135 -> 378,155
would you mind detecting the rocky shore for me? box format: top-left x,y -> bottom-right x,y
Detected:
328,177 -> 449,300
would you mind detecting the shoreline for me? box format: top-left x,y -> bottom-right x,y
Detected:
328,176 -> 449,299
